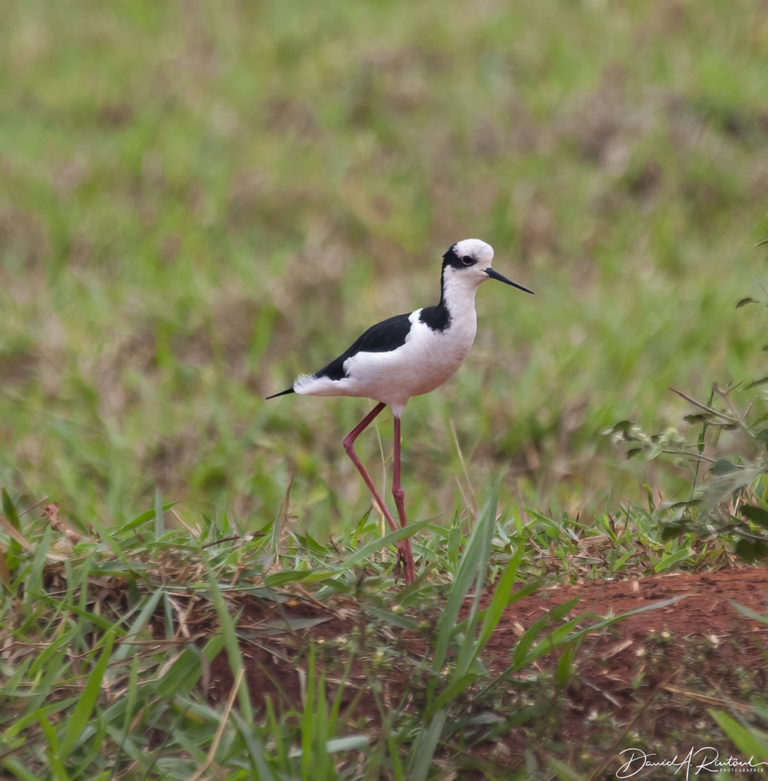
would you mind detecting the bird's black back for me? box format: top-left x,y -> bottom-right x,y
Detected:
314,313 -> 412,381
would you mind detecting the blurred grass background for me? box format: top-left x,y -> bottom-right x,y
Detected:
2,0 -> 767,535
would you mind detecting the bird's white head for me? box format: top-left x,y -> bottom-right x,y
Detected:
441,238 -> 533,295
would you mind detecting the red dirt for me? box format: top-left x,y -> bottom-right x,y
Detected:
208,567 -> 768,773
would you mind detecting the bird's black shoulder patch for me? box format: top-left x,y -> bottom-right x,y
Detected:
419,303 -> 451,332
314,313 -> 412,381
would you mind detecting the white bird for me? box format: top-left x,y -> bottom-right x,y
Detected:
267,238 -> 533,584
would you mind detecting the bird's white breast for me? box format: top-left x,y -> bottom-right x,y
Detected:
340,307 -> 477,410
294,268 -> 485,415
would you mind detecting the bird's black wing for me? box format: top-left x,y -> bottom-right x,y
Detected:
314,313 -> 412,381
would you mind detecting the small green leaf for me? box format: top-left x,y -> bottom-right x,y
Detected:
555,642 -> 577,688
654,547 -> 692,572
2,489 -> 20,529
740,504 -> 768,528
264,570 -> 332,587
734,539 -> 768,562
661,520 -> 692,541
710,458 -> 741,475
512,598 -> 579,669
115,502 -> 177,535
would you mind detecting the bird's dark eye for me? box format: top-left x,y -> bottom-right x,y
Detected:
461,255 -> 474,266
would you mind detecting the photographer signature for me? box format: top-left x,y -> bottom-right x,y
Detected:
617,746 -> 768,779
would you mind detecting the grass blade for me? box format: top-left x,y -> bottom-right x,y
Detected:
431,481 -> 499,681
204,553 -> 253,722
709,710 -> 768,760
548,756 -> 589,780
408,710 -> 447,781
342,519 -> 430,569
59,629 -> 116,759
475,543 -> 525,652
231,710 -> 279,781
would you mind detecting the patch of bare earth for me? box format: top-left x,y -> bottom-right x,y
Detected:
207,567 -> 768,772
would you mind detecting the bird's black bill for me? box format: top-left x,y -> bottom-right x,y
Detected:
485,267 -> 534,294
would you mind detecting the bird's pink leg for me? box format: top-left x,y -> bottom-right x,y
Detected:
342,403 -> 415,584
392,415 -> 416,584
343,403 -> 397,533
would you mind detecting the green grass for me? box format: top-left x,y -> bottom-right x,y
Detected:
0,484 -> 731,779
3,0 -> 768,529
3,0 -> 768,776
3,481 -> 765,778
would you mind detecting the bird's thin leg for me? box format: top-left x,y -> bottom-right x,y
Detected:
342,402 -> 414,584
392,415 -> 416,584
342,402 -> 397,533
391,416 -> 407,525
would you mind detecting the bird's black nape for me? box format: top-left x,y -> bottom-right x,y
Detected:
265,387 -> 295,400
441,243 -> 462,270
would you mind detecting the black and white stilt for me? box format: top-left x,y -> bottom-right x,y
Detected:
267,238 -> 533,584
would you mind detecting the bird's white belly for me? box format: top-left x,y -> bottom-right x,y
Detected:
343,313 -> 476,407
